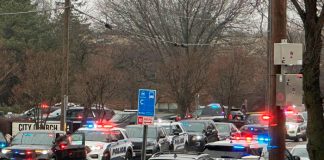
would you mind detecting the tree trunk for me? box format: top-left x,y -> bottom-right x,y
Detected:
303,22 -> 324,160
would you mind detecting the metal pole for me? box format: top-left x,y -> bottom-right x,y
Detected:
141,125 -> 148,160
269,0 -> 286,160
60,0 -> 70,131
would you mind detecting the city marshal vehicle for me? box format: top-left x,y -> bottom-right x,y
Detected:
193,103 -> 226,122
214,122 -> 240,141
0,130 -> 87,160
180,120 -> 219,151
75,123 -> 134,160
155,121 -> 189,151
125,125 -> 170,158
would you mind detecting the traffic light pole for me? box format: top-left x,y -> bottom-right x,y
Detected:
268,0 -> 286,160
60,0 -> 70,131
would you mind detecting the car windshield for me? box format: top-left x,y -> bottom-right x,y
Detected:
111,113 -> 134,122
11,132 -> 55,145
126,126 -> 157,139
215,124 -> 230,133
181,121 -> 205,132
203,145 -> 262,158
76,130 -> 119,142
291,148 -> 309,158
198,106 -> 223,116
245,114 -> 268,125
286,115 -> 304,123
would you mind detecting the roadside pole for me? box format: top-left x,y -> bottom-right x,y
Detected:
141,125 -> 148,160
60,0 -> 70,131
269,0 -> 286,160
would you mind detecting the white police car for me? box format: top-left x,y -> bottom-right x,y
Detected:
155,121 -> 189,151
286,114 -> 307,142
75,123 -> 134,160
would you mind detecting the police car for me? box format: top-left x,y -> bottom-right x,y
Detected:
155,121 -> 189,151
286,113 -> 307,142
75,123 -> 134,160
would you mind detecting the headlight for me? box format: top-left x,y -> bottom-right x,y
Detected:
192,135 -> 203,141
2,149 -> 11,154
90,144 -> 104,151
35,149 -> 51,154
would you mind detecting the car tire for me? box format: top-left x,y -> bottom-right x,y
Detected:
102,152 -> 110,160
125,150 -> 132,160
302,136 -> 307,141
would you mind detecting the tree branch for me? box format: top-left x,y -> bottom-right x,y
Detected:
291,0 -> 306,22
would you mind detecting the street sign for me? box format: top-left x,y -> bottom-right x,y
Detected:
137,89 -> 156,125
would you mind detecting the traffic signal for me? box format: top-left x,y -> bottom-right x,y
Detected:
40,103 -> 49,109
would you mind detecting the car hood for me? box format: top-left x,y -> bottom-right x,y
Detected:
6,145 -> 51,150
187,132 -> 204,136
129,137 -> 156,143
85,141 -> 108,147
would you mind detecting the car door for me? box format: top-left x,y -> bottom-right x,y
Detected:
206,122 -> 218,142
158,128 -> 170,151
109,130 -> 127,159
171,124 -> 186,150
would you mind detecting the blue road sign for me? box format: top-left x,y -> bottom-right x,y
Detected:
138,89 -> 156,117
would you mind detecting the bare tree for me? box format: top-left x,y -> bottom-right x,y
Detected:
73,54 -> 121,122
290,1 -> 324,159
97,0 -> 254,116
13,51 -> 62,129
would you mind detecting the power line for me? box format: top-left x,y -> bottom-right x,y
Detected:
0,6 -> 68,16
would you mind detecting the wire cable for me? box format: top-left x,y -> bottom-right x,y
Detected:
0,6 -> 68,16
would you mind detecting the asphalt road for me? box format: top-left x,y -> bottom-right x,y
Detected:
286,139 -> 307,150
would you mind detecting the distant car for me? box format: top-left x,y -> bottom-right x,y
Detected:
1,130 -> 87,160
238,124 -> 270,143
125,125 -> 170,158
155,121 -> 189,151
76,125 -> 134,160
286,114 -> 307,142
109,111 -> 137,128
180,120 -> 219,151
149,152 -> 213,160
259,144 -> 301,160
214,122 -> 240,140
193,103 -> 226,122
244,113 -> 269,126
291,145 -> 309,160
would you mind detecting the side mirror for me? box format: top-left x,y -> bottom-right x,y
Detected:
173,130 -> 180,136
293,156 -> 301,160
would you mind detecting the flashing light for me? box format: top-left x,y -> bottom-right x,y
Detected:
285,110 -> 294,115
103,125 -> 113,128
87,124 -> 94,128
246,137 -> 252,142
261,115 -> 271,120
0,142 -> 6,148
250,127 -> 254,131
1,149 -> 10,154
40,103 -> 49,109
36,149 -> 49,154
257,135 -> 271,143
91,144 -> 104,151
233,145 -> 245,150
77,115 -> 83,119
26,151 -> 32,155
60,144 -> 67,150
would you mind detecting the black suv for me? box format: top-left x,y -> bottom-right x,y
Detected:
180,120 -> 219,151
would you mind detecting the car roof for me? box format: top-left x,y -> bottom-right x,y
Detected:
206,140 -> 266,148
19,130 -> 65,134
242,124 -> 268,128
214,122 -> 232,125
180,119 -> 212,123
78,127 -> 125,131
126,125 -> 160,128
150,153 -> 210,159
155,122 -> 182,126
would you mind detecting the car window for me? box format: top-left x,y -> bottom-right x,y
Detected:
181,121 -> 206,132
12,132 -> 56,145
114,130 -> 124,140
207,123 -> 216,130
161,124 -> 183,135
215,124 -> 230,133
126,126 -> 158,139
158,128 -> 166,137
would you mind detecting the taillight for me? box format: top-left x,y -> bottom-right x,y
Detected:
60,144 -> 67,150
228,114 -> 233,120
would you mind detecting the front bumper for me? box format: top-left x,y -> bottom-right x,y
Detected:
188,140 -> 205,151
133,146 -> 157,157
86,150 -> 104,160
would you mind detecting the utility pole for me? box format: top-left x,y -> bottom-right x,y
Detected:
60,0 -> 70,131
268,0 -> 286,160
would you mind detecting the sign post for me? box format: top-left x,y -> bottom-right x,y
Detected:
137,89 -> 156,160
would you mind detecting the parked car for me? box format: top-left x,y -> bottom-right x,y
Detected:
109,111 -> 137,128
286,113 -> 307,142
193,103 -> 226,122
214,122 -> 240,140
125,125 -> 170,158
155,121 -> 189,151
180,120 -> 219,151
0,130 -> 87,160
149,152 -> 213,160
